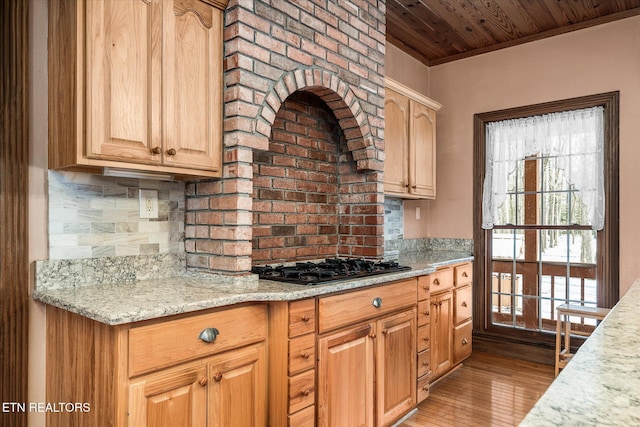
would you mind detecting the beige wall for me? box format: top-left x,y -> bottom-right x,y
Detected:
414,16 -> 640,295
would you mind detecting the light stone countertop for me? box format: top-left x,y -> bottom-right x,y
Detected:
520,279 -> 640,427
32,251 -> 472,325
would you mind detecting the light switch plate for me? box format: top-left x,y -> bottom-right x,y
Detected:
139,189 -> 159,219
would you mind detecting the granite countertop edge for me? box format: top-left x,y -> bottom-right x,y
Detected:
519,278 -> 640,426
32,251 -> 473,326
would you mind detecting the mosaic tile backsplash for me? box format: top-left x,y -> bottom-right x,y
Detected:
48,171 -> 185,259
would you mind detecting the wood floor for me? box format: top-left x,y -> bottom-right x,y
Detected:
399,352 -> 555,427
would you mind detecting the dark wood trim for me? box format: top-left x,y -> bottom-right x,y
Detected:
473,92 -> 620,347
0,0 -> 30,425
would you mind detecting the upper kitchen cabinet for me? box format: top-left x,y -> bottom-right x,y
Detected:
384,79 -> 442,199
48,0 -> 228,179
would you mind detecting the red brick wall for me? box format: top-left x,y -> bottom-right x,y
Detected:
185,0 -> 386,272
252,92 -> 382,263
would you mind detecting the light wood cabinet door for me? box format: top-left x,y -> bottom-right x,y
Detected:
85,0 -> 160,164
317,323 -> 375,427
376,309 -> 416,427
129,362 -> 208,427
208,343 -> 267,427
430,291 -> 453,379
384,79 -> 441,199
409,100 -> 436,198
383,87 -> 410,194
49,0 -> 226,178
162,0 -> 223,172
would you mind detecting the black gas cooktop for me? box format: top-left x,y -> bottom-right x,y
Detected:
251,258 -> 411,285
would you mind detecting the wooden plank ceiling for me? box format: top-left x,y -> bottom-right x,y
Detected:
386,0 -> 640,66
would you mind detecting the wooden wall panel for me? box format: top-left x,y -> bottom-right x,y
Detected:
0,1 -> 29,426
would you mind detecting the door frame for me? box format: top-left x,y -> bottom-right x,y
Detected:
472,92 -> 619,349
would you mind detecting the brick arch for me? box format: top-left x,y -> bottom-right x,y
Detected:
255,68 -> 383,171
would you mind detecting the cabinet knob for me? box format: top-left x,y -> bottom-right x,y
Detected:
462,338 -> 469,345
423,285 -> 430,291
404,183 -> 409,188
302,388 -> 311,397
462,272 -> 468,278
198,327 -> 220,343
213,372 -> 223,382
369,332 -> 377,339
150,146 -> 161,155
423,337 -> 430,342
301,314 -> 310,322
382,328 -> 389,335
372,297 -> 383,308
301,351 -> 311,359
438,301 -> 443,307
423,311 -> 430,316
199,377 -> 208,387
422,385 -> 429,391
166,148 -> 177,156
433,279 -> 440,285
461,301 -> 467,307
423,361 -> 429,366
412,185 -> 417,189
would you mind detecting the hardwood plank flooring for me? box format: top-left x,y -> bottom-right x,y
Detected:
400,352 -> 554,427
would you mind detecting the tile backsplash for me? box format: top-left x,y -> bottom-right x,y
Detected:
48,171 -> 185,259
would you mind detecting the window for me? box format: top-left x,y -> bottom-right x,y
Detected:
473,93 -> 619,345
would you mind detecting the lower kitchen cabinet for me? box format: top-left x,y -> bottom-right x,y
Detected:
317,322 -> 376,427
430,290 -> 453,379
317,279 -> 417,427
128,342 -> 266,427
45,304 -> 267,427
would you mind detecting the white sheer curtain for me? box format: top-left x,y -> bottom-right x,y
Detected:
482,106 -> 605,230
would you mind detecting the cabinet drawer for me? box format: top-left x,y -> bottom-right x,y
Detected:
128,305 -> 267,377
318,279 -> 417,333
417,324 -> 430,352
417,275 -> 431,301
455,285 -> 472,324
288,369 -> 315,414
417,374 -> 430,403
453,321 -> 472,365
289,299 -> 316,338
430,267 -> 453,294
289,405 -> 315,427
417,349 -> 431,378
417,299 -> 430,326
288,333 -> 315,376
455,263 -> 473,286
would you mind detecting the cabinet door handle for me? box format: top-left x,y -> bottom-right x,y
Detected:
213,372 -> 223,382
198,327 -> 220,343
412,185 -> 417,189
150,146 -> 160,155
369,332 -> 377,339
301,351 -> 311,359
423,337 -> 430,342
301,314 -> 310,322
462,338 -> 469,345
462,272 -> 468,277
433,279 -> 440,285
166,148 -> 177,156
199,377 -> 208,387
372,297 -> 382,308
423,311 -> 430,316
461,301 -> 467,307
382,328 -> 389,335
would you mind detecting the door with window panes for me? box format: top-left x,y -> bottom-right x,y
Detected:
473,93 -> 619,348
489,154 -> 599,334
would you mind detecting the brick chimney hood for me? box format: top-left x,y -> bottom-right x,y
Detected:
185,0 -> 386,273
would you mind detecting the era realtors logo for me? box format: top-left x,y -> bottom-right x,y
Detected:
2,402 -> 91,413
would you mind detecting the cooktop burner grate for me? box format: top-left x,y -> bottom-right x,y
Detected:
251,258 -> 411,285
